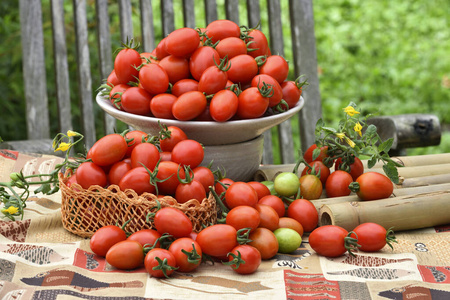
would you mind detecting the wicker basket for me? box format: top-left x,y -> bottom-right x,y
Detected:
59,172 -> 218,238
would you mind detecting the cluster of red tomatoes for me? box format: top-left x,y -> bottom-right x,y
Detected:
88,181 -> 312,276
105,19 -> 306,122
67,126 -> 216,203
287,144 -> 395,201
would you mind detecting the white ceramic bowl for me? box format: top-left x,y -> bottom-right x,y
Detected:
96,92 -> 304,146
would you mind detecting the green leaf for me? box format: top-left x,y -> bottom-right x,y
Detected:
34,183 -> 51,194
312,148 -> 321,161
364,124 -> 377,138
378,138 -> 394,153
383,162 -> 400,184
321,127 -> 337,134
367,155 -> 377,168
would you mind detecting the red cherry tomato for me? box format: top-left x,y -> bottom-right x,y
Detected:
352,172 -> 394,201
227,54 -> 258,84
114,47 -> 141,84
127,229 -> 161,248
171,79 -> 199,97
209,89 -> 239,122
226,205 -> 260,232
205,19 -> 241,43
165,27 -> 200,57
334,156 -> 364,181
281,77 -> 307,109
278,217 -> 304,237
196,224 -> 238,258
168,237 -> 203,272
192,166 -> 215,192
258,195 -> 285,218
225,182 -> 259,209
258,55 -> 289,84
159,126 -> 187,152
153,207 -> 193,238
236,86 -> 269,119
175,179 -> 206,204
189,46 -> 220,81
245,28 -> 270,58
109,83 -> 130,109
106,240 -> 144,270
248,227 -> 279,260
351,223 -> 397,252
150,93 -> 177,119
89,133 -> 128,166
90,225 -> 127,257
198,62 -> 229,95
226,244 -> 261,274
172,91 -> 207,121
255,203 -> 280,231
247,181 -> 272,200
251,74 -> 283,107
121,87 -> 152,116
125,130 -> 148,157
301,160 -> 330,186
108,160 -> 132,186
303,144 -> 329,164
159,55 -> 190,84
171,139 -> 204,169
287,199 -> 318,232
309,225 -> 357,257
155,37 -> 170,60
144,248 -> 177,278
119,167 -> 156,195
130,143 -> 160,170
215,37 -> 248,59
155,160 -> 185,196
76,162 -> 107,189
139,63 -> 169,95
325,170 -> 353,198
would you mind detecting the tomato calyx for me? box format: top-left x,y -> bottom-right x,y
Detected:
385,227 -> 398,250
143,233 -> 173,252
348,181 -> 360,193
181,242 -> 202,265
177,165 -> 194,184
344,231 -> 361,257
208,186 -> 229,222
117,37 -> 140,52
214,55 -> 231,72
152,256 -> 179,278
294,74 -> 309,90
222,250 -> 245,269
236,227 -> 252,245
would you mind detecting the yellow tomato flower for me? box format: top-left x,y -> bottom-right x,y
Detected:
345,136 -> 356,148
55,142 -> 71,152
2,206 -> 19,215
354,122 -> 363,137
343,106 -> 360,117
67,130 -> 78,137
336,132 -> 345,141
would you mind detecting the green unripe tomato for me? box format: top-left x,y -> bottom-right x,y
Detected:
274,228 -> 302,254
273,172 -> 300,197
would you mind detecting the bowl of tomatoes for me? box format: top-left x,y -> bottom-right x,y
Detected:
96,93 -> 304,146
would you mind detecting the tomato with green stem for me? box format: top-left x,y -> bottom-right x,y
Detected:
309,225 -> 360,257
244,28 -> 270,58
175,166 -> 206,204
258,55 -> 289,84
151,206 -> 193,239
144,248 -> 178,278
188,46 -> 220,81
303,144 -> 329,164
301,160 -> 330,186
198,56 -> 230,95
350,223 -> 397,252
334,156 -> 364,181
155,160 -> 185,196
349,172 -> 394,201
168,237 -> 202,272
119,167 -> 156,195
159,126 -> 187,152
124,130 -> 148,157
251,74 -> 283,107
281,76 -> 308,109
130,142 -> 160,170
224,244 -> 261,274
114,41 -> 141,84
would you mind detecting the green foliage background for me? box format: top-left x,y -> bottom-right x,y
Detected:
0,0 -> 449,160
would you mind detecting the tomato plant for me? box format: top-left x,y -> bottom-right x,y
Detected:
325,170 -> 353,198
309,225 -> 359,257
168,237 -> 202,272
351,223 -> 397,252
90,225 -> 127,257
144,248 -> 178,278
106,240 -> 144,270
286,199 -> 318,232
224,244 -> 261,274
349,172 -> 394,201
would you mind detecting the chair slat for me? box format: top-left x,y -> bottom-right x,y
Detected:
225,0 -> 240,25
118,0 -> 134,42
140,0 -> 156,52
204,0 -> 218,24
246,0 -> 261,28
73,0 -> 96,148
183,0 -> 196,28
290,0 -> 322,152
19,0 -> 50,140
95,0 -> 116,135
161,0 -> 175,37
51,0 -> 72,136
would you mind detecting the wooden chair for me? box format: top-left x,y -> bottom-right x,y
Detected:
5,0 -> 441,164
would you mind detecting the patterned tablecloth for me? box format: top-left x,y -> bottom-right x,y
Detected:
1,150 -> 450,300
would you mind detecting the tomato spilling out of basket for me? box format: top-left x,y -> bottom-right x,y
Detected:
101,19 -> 307,122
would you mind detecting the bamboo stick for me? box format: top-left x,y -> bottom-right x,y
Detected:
311,183 -> 450,209
396,173 -> 450,188
318,190 -> 450,232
